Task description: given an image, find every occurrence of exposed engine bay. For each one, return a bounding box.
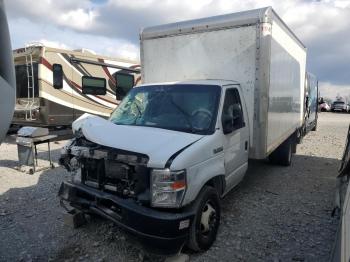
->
[59,135,150,204]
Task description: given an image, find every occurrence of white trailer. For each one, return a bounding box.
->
[141,6,307,159]
[59,7,308,254]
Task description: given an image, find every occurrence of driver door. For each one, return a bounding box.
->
[221,86,249,192]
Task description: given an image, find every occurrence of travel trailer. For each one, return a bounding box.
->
[0,0,15,143]
[12,45,140,127]
[59,7,309,254]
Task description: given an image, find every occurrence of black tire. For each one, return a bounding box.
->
[187,186,220,252]
[268,138,292,166]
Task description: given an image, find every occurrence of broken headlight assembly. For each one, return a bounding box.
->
[151,169,186,208]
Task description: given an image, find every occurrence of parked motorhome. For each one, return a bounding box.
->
[0,0,15,143]
[59,7,308,254]
[12,45,140,127]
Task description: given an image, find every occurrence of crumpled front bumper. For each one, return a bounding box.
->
[58,181,195,254]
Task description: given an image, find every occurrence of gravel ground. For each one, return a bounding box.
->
[0,112,349,262]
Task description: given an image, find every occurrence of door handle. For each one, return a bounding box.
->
[245,141,248,150]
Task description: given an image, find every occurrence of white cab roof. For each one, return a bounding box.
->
[137,79,240,87]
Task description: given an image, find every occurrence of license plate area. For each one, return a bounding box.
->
[97,198,122,220]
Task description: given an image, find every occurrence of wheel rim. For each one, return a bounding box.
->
[200,201,217,236]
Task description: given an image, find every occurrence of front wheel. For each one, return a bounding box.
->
[187,186,221,252]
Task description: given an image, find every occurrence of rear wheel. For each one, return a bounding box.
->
[187,186,220,252]
[269,138,293,166]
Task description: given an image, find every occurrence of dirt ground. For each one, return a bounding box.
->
[0,112,349,262]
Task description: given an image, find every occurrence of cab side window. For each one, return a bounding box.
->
[221,88,244,131]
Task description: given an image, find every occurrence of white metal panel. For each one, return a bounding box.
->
[267,20,306,152]
[72,114,203,169]
[142,26,257,142]
[141,7,266,40]
[0,0,15,143]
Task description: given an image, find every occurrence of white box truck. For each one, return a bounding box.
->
[59,7,307,254]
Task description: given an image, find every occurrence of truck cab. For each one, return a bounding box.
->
[59,80,250,253]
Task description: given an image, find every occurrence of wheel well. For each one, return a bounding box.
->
[204,175,226,196]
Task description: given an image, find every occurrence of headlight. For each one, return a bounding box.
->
[151,169,186,208]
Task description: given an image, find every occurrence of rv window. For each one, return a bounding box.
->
[53,64,63,89]
[114,72,134,100]
[15,63,39,98]
[82,76,106,95]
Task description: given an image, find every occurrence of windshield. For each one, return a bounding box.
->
[109,84,221,134]
[333,101,345,105]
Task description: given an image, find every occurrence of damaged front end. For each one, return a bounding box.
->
[58,134,194,254]
[59,135,151,204]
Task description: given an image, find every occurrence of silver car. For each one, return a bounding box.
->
[331,101,349,112]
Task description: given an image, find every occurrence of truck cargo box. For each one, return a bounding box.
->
[140,6,306,159]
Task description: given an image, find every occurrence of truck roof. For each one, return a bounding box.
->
[138,79,240,87]
[141,6,305,49]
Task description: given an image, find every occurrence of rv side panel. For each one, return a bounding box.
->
[12,45,140,127]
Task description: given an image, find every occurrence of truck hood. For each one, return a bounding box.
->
[72,114,204,168]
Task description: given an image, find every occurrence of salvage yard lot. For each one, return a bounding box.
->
[0,112,349,261]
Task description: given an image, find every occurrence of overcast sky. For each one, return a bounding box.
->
[4,0,350,100]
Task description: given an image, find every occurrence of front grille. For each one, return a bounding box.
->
[81,158,104,185]
[81,157,150,203]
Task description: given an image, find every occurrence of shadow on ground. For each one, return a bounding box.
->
[0,147,61,170]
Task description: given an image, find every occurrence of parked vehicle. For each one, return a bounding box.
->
[12,44,140,128]
[331,101,349,112]
[0,0,15,143]
[59,7,308,254]
[319,100,331,112]
[331,124,350,262]
[303,72,318,132]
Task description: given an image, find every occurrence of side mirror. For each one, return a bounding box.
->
[114,72,134,100]
[53,64,63,89]
[82,76,106,95]
[222,115,234,134]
